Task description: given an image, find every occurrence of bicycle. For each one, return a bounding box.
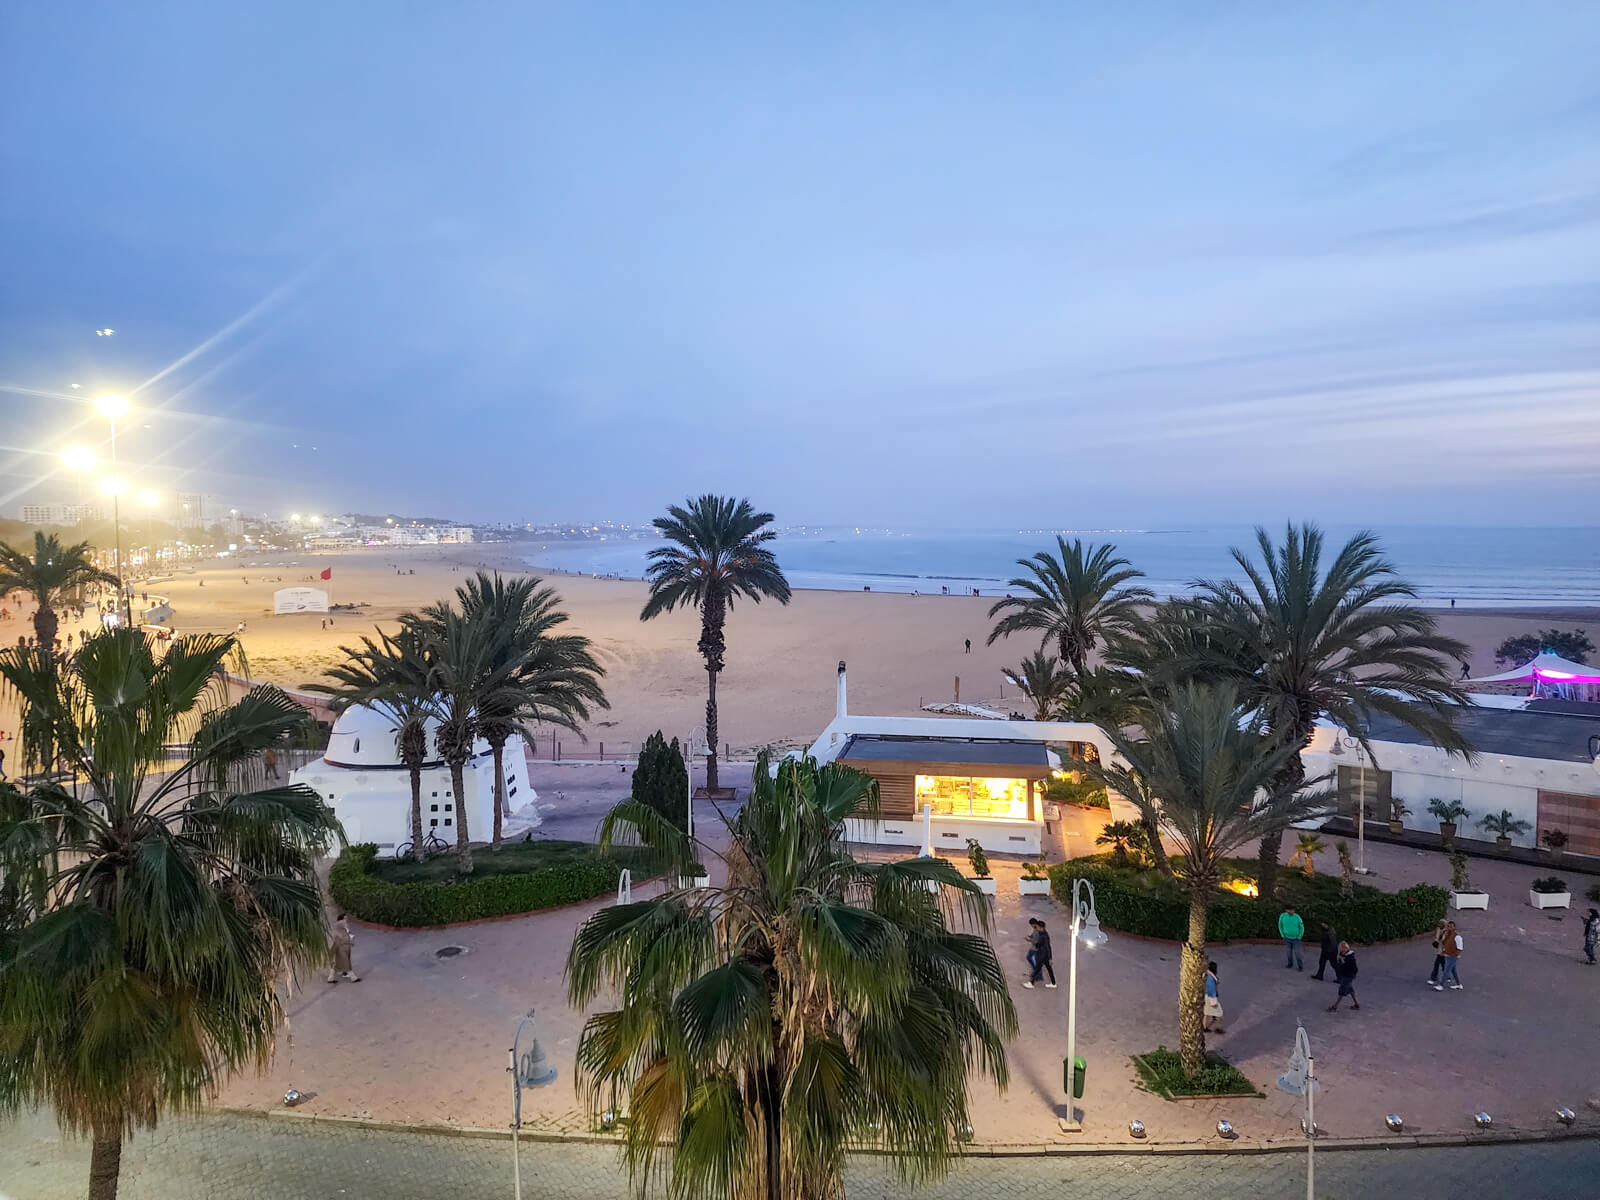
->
[393,831,449,861]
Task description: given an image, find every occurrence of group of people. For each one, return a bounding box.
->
[1278,905,1363,1012]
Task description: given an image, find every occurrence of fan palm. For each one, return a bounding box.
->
[1002,651,1073,720]
[568,751,1016,1200]
[447,572,608,848]
[986,537,1152,676]
[0,531,120,648]
[640,495,791,792]
[1095,819,1143,867]
[1286,832,1327,877]
[307,627,436,860]
[1082,682,1331,1075]
[1188,524,1472,900]
[0,627,340,1200]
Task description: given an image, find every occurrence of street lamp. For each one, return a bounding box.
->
[1060,877,1108,1134]
[508,1010,556,1200]
[140,491,161,567]
[1329,737,1375,874]
[61,446,97,519]
[95,394,133,626]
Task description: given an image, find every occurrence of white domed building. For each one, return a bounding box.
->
[291,703,539,854]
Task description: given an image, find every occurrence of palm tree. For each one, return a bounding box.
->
[569,751,1015,1200]
[1189,524,1472,901]
[0,627,340,1200]
[1083,683,1330,1076]
[1002,650,1073,720]
[0,531,119,648]
[308,627,436,860]
[640,495,791,792]
[1286,832,1326,877]
[448,572,608,848]
[986,537,1152,676]
[1095,819,1143,867]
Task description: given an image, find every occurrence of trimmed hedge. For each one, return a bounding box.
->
[329,843,637,927]
[1049,859,1447,945]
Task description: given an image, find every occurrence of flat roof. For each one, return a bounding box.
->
[838,735,1051,769]
[1364,705,1600,764]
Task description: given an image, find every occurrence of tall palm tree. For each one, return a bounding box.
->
[1083,683,1330,1076]
[640,495,791,792]
[0,627,340,1200]
[986,537,1152,676]
[568,751,1016,1200]
[448,572,608,848]
[308,627,436,860]
[0,531,119,648]
[1189,524,1471,900]
[1002,650,1073,720]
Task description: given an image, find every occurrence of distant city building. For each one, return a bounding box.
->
[19,503,102,525]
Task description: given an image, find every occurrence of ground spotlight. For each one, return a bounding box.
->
[1384,1114,1404,1133]
[1473,1112,1493,1129]
[600,1109,619,1131]
[1128,1119,1146,1139]
[1215,1119,1236,1139]
[283,1089,303,1107]
[955,1122,974,1143]
[1555,1108,1576,1126]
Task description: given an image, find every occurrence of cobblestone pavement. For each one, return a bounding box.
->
[3,1110,1597,1200]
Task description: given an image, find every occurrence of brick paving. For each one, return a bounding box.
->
[4,1108,1598,1199]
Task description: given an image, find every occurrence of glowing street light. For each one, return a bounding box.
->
[95,394,133,625]
[95,393,129,420]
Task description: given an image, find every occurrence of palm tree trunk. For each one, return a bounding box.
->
[1256,744,1309,902]
[1178,889,1209,1077]
[33,603,58,650]
[704,664,719,793]
[450,758,473,874]
[490,739,506,849]
[1141,815,1172,877]
[88,1124,122,1200]
[698,592,727,794]
[408,763,425,861]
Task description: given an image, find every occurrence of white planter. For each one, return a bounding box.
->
[677,874,711,890]
[971,877,998,895]
[1452,890,1489,910]
[1529,890,1571,909]
[1018,878,1052,897]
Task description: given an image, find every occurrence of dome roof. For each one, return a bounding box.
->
[323,702,490,769]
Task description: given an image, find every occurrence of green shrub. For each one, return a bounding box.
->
[1047,856,1447,944]
[1586,881,1600,904]
[1132,1047,1259,1098]
[1530,875,1569,894]
[633,731,689,830]
[1044,774,1109,808]
[329,843,640,928]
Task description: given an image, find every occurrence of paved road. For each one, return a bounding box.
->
[4,1111,1597,1200]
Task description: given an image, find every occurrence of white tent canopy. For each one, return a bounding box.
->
[1467,650,1600,686]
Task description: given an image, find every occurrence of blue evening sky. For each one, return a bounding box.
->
[2,2,1596,528]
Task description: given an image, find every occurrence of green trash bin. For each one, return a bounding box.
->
[1063,1055,1086,1100]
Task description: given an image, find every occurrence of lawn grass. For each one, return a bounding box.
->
[1132,1047,1261,1099]
[371,838,646,884]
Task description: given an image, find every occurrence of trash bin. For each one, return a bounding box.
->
[1064,1055,1086,1100]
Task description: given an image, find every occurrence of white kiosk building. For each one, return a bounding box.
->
[291,703,536,853]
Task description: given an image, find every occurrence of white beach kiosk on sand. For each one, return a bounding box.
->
[801,663,1122,856]
[290,703,539,853]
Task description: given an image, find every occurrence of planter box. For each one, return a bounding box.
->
[1495,837,1512,853]
[677,874,711,890]
[1388,821,1404,835]
[1018,878,1051,897]
[1452,890,1489,910]
[1530,890,1571,910]
[971,876,998,895]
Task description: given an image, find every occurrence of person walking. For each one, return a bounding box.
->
[1279,905,1305,970]
[326,913,360,983]
[1310,921,1339,980]
[964,638,971,654]
[1433,921,1464,991]
[1022,918,1057,988]
[263,746,280,781]
[1203,961,1225,1034]
[1582,909,1598,965]
[1426,917,1451,986]
[1327,942,1360,1011]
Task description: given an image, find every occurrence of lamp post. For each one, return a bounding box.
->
[95,394,133,627]
[1329,736,1375,875]
[60,445,97,520]
[508,1009,557,1200]
[139,491,161,570]
[1060,877,1108,1133]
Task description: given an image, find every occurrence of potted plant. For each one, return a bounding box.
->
[1541,829,1569,863]
[1018,857,1051,897]
[1449,850,1488,910]
[1529,876,1571,910]
[1586,881,1600,905]
[1478,809,1531,853]
[966,838,997,895]
[1388,798,1410,836]
[677,861,711,889]
[1428,798,1470,846]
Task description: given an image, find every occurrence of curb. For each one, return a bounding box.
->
[213,1107,1599,1157]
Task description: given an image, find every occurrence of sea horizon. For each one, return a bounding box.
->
[521,523,1600,610]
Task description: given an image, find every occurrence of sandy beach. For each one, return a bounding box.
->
[81,543,1599,758]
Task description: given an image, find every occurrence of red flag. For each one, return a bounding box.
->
[320,568,332,580]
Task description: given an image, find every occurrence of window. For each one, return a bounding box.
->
[353,738,361,754]
[443,818,452,826]
[430,804,438,812]
[429,818,438,827]
[444,803,452,813]
[915,775,1029,819]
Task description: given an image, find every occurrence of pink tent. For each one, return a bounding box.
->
[1466,651,1600,701]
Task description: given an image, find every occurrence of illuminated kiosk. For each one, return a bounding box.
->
[291,703,537,853]
[802,663,1122,856]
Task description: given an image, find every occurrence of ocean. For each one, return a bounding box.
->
[523,525,1600,609]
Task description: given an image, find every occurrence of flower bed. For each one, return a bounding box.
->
[329,842,650,928]
[1132,1047,1261,1099]
[1048,855,1447,944]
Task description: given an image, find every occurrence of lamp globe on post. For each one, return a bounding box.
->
[94,393,133,625]
[1060,877,1107,1134]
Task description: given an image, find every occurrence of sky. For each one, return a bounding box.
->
[2,2,1597,530]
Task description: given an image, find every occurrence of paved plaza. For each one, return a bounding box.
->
[3,1108,1598,1200]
